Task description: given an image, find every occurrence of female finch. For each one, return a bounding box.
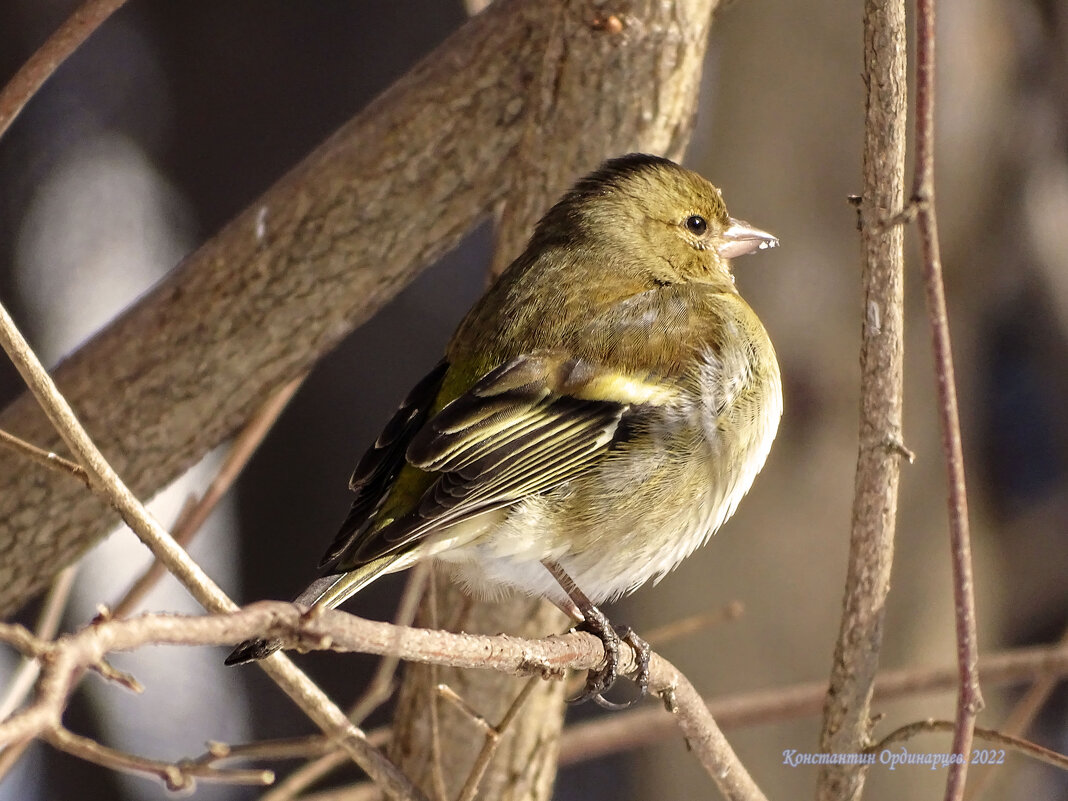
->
[227,154,782,707]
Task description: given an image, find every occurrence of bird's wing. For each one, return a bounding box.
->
[317,360,448,569]
[344,350,675,564]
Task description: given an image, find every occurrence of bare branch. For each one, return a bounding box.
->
[819,0,908,797]
[440,678,539,801]
[0,297,424,800]
[0,0,129,140]
[0,428,88,485]
[642,602,745,647]
[349,563,432,726]
[912,1,985,798]
[0,565,77,721]
[558,641,1068,766]
[966,623,1068,800]
[111,375,304,619]
[261,565,432,801]
[44,726,274,792]
[259,750,350,801]
[0,602,771,800]
[0,564,78,782]
[424,577,449,801]
[863,719,1068,773]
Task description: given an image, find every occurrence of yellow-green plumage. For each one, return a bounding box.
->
[226,153,781,665]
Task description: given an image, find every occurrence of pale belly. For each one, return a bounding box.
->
[433,344,782,609]
[435,421,772,606]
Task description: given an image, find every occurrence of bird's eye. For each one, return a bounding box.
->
[684,215,708,236]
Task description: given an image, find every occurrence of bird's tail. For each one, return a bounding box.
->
[224,553,406,666]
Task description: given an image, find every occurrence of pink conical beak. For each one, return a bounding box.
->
[717,218,779,259]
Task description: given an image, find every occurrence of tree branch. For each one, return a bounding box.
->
[560,641,1068,767]
[912,1,985,798]
[44,727,274,793]
[6,609,1066,796]
[0,429,89,485]
[0,603,768,799]
[0,294,425,799]
[863,720,1068,773]
[0,0,129,140]
[179,638,1068,782]
[818,0,908,797]
[965,623,1068,800]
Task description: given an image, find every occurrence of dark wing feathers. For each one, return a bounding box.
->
[347,352,629,562]
[414,401,621,513]
[318,361,448,569]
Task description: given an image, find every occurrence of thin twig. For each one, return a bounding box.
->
[0,0,129,141]
[349,562,432,725]
[201,735,332,766]
[0,742,28,786]
[451,677,540,801]
[0,428,89,485]
[260,565,431,801]
[912,1,984,799]
[965,623,1068,801]
[0,299,425,801]
[426,574,449,801]
[259,750,350,801]
[112,374,304,619]
[863,719,1068,772]
[45,726,274,791]
[0,565,77,720]
[189,730,385,775]
[557,641,1068,767]
[0,564,78,781]
[0,623,48,660]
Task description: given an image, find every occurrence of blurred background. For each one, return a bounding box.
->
[0,1,1065,799]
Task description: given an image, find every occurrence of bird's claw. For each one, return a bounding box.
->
[568,611,650,709]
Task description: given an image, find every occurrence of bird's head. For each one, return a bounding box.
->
[533,153,778,288]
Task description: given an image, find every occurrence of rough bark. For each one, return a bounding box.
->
[817,0,907,798]
[0,0,710,615]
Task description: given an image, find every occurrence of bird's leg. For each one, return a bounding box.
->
[613,624,651,701]
[542,560,650,709]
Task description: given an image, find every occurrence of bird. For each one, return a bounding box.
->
[226,153,782,708]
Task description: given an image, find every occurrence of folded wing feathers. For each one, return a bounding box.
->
[349,361,449,491]
[319,361,448,569]
[356,353,631,557]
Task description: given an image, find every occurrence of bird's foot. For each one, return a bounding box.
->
[568,608,650,710]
